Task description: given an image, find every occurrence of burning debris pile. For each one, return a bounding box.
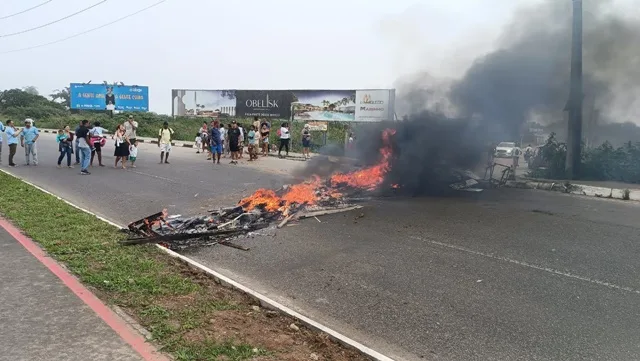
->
[123,126,490,250]
[123,130,398,250]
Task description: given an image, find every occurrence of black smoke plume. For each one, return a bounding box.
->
[302,0,640,194]
[397,0,640,139]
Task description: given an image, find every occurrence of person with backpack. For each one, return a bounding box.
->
[158,121,174,164]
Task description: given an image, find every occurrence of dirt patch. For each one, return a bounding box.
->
[128,251,370,361]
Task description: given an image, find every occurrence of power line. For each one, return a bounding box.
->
[0,0,107,38]
[1,0,166,54]
[0,0,53,20]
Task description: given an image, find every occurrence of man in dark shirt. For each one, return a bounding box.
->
[209,120,222,164]
[228,121,241,164]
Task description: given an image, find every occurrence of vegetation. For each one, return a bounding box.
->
[528,133,640,183]
[0,171,367,361]
[0,88,351,153]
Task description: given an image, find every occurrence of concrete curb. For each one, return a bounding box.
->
[0,168,396,361]
[505,179,640,202]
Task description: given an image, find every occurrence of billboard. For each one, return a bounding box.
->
[172,89,395,122]
[354,89,395,122]
[235,90,295,118]
[70,83,149,112]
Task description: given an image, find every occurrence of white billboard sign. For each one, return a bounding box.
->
[354,89,396,122]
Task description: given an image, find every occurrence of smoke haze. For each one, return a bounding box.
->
[390,0,640,136]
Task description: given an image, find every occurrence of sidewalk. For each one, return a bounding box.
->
[0,222,163,361]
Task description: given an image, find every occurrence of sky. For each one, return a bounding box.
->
[1,0,544,115]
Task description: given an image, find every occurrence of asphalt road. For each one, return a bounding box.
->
[5,133,640,361]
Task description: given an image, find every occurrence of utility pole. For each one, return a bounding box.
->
[565,0,583,179]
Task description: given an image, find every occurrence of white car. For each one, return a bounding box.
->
[495,142,517,158]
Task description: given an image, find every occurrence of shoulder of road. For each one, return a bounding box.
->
[506,177,640,201]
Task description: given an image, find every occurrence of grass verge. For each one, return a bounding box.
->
[0,171,369,361]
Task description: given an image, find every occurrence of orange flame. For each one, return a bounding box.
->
[239,189,282,212]
[239,129,396,214]
[330,129,396,190]
[281,176,322,208]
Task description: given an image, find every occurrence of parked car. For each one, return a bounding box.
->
[494,142,516,158]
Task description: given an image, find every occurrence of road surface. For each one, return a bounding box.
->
[4,133,640,361]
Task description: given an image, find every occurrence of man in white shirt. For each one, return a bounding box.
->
[218,124,227,156]
[124,115,138,145]
[238,125,245,159]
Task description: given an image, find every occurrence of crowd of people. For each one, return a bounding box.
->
[195,117,314,164]
[0,115,317,173]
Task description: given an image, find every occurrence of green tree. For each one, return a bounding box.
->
[50,87,71,108]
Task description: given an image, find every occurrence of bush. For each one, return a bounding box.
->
[528,133,640,183]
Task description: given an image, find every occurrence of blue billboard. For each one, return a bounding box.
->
[70,83,149,112]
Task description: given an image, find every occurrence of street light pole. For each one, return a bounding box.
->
[565,0,583,179]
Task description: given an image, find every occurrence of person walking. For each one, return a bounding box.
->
[209,120,222,165]
[158,121,174,164]
[301,124,312,160]
[4,120,21,167]
[278,122,290,158]
[124,115,138,145]
[75,120,92,175]
[113,124,130,169]
[0,120,5,165]
[90,121,107,167]
[20,118,39,166]
[56,126,74,168]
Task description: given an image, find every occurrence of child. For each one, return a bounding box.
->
[195,133,202,154]
[129,140,139,168]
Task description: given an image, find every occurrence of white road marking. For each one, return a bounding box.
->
[410,235,640,295]
[0,167,397,361]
